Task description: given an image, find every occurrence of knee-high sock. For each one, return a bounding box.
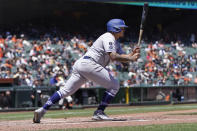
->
[97,91,114,111]
[43,92,61,110]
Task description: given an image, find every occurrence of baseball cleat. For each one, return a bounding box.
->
[92,110,112,121]
[33,107,46,123]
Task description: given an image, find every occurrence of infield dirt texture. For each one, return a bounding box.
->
[1,105,197,130]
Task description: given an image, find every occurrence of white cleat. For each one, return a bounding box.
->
[33,107,46,123]
[92,110,112,121]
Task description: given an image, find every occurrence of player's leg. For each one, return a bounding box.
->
[91,70,119,120]
[42,74,86,110]
[77,61,119,120]
[33,69,86,123]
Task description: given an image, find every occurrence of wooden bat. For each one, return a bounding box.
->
[137,2,149,46]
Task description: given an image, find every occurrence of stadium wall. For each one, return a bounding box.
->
[0,85,197,111]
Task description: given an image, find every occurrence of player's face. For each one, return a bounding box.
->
[119,27,125,38]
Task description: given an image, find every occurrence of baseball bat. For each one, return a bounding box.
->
[137,2,149,46]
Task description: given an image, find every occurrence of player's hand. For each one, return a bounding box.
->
[129,52,140,61]
[133,46,140,53]
[129,46,140,56]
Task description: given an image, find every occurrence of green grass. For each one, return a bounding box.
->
[1,104,197,121]
[48,123,197,131]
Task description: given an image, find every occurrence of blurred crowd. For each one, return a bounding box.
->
[120,40,197,87]
[0,26,196,109]
[0,25,196,89]
[0,31,90,87]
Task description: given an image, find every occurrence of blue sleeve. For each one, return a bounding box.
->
[116,43,125,54]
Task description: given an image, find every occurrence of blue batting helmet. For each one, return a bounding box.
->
[107,19,128,33]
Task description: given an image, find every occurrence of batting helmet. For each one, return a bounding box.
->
[107,19,128,33]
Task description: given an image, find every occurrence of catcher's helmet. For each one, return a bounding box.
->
[107,19,128,33]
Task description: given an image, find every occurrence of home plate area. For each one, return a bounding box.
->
[3,110,197,131]
[55,117,151,123]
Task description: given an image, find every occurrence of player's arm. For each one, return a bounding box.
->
[109,51,140,62]
[104,39,140,62]
[109,47,140,62]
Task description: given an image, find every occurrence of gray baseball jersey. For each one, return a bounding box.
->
[84,32,123,67]
[57,32,123,98]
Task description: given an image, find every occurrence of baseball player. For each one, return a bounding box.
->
[33,19,140,123]
[55,75,73,109]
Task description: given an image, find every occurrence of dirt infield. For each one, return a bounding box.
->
[1,109,197,131]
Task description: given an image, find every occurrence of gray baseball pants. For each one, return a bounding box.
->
[57,58,120,98]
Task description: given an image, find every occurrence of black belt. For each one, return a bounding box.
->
[83,56,92,59]
[83,56,96,62]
